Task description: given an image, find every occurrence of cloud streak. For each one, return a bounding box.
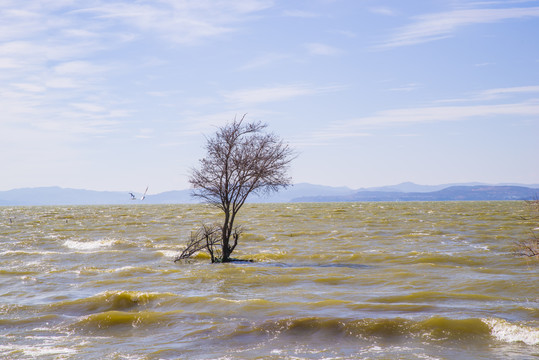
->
[0,0,275,144]
[223,84,342,105]
[378,6,539,49]
[305,42,343,56]
[308,86,539,143]
[80,0,274,44]
[349,101,539,127]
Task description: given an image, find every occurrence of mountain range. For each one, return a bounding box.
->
[0,182,538,206]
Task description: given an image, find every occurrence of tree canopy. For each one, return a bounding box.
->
[176,115,295,263]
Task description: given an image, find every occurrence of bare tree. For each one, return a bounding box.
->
[176,115,295,263]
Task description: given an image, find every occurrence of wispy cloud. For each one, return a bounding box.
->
[348,101,539,127]
[223,84,342,105]
[283,9,319,18]
[480,85,539,98]
[305,42,343,56]
[0,0,275,145]
[377,6,539,49]
[81,0,274,44]
[306,87,539,143]
[239,53,291,70]
[387,83,421,92]
[330,29,357,38]
[293,129,372,147]
[436,85,539,103]
[369,7,396,16]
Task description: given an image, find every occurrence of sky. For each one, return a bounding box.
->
[1,0,538,193]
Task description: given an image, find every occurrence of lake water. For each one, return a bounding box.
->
[0,202,537,359]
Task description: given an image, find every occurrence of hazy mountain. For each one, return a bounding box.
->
[293,185,539,202]
[249,183,355,203]
[144,183,354,204]
[145,190,195,204]
[0,183,537,206]
[360,181,485,193]
[358,181,539,193]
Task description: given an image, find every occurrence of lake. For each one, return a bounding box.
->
[0,202,537,359]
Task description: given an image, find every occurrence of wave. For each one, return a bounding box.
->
[0,314,59,327]
[0,250,61,256]
[369,291,508,304]
[63,238,117,250]
[484,318,539,345]
[227,316,539,345]
[0,342,77,358]
[73,310,172,330]
[404,252,486,266]
[48,291,175,315]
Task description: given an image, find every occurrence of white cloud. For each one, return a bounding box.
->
[135,128,154,139]
[436,85,539,103]
[306,89,539,143]
[239,53,291,70]
[349,101,539,127]
[331,30,357,38]
[54,61,108,75]
[378,6,539,49]
[388,83,421,92]
[11,83,46,93]
[0,0,280,169]
[0,58,19,69]
[480,85,539,98]
[305,42,342,56]
[369,7,396,16]
[71,103,108,113]
[223,84,341,105]
[293,130,372,147]
[283,10,319,18]
[80,0,274,44]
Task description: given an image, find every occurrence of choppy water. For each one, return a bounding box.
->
[0,202,537,359]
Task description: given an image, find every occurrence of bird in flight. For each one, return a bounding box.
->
[129,186,148,201]
[141,186,148,200]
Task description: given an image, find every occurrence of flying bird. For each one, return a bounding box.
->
[141,186,148,201]
[129,186,148,201]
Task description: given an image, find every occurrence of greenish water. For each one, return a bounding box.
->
[0,202,537,359]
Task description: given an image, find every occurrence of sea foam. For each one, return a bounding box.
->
[484,318,539,345]
[63,239,116,250]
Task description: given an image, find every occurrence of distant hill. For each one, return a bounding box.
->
[0,187,198,206]
[0,183,357,206]
[249,183,355,203]
[358,181,486,193]
[0,183,537,206]
[293,185,539,202]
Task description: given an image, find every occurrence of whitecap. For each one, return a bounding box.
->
[157,250,179,258]
[484,318,539,345]
[113,265,137,272]
[470,244,490,251]
[63,239,116,250]
[0,343,77,358]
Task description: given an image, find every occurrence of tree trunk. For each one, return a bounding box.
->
[221,209,232,262]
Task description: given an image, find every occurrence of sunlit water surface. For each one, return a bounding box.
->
[0,202,537,359]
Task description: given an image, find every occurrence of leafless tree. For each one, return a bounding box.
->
[176,115,295,263]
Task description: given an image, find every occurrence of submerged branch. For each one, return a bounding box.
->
[174,224,221,263]
[515,199,539,259]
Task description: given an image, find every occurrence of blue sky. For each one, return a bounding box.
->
[1,0,538,193]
